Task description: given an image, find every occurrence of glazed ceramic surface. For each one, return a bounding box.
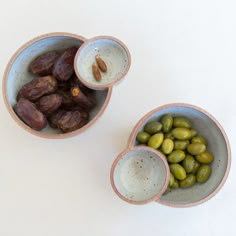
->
[74,36,131,89]
[3,33,112,138]
[128,103,231,207]
[111,146,169,205]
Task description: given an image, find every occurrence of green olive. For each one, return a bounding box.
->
[164,132,175,140]
[161,114,173,133]
[169,173,175,187]
[171,179,179,189]
[187,143,206,155]
[196,165,211,183]
[161,139,174,154]
[147,133,164,149]
[172,128,192,140]
[182,155,195,173]
[196,151,214,164]
[144,121,162,135]
[180,174,196,188]
[191,161,201,174]
[191,136,207,145]
[190,129,197,138]
[174,140,189,150]
[136,131,151,144]
[173,116,192,128]
[167,150,185,163]
[170,164,187,180]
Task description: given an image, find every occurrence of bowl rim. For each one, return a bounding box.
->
[127,102,231,207]
[74,35,131,90]
[110,145,170,205]
[2,32,113,139]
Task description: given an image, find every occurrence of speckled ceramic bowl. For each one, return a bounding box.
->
[127,103,231,207]
[2,33,112,138]
[110,146,170,205]
[74,36,131,90]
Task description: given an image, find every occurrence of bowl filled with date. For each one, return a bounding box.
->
[2,32,118,138]
[111,103,231,207]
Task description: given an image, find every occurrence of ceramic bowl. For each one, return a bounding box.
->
[74,36,131,90]
[110,146,170,205]
[128,103,231,207]
[2,32,112,138]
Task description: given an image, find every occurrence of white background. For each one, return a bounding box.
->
[0,0,235,235]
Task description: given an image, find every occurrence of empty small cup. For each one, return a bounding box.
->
[110,146,170,205]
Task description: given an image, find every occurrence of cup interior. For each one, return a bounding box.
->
[111,146,169,204]
[3,34,112,138]
[129,104,230,207]
[75,36,131,89]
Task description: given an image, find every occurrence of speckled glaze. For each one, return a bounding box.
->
[128,103,231,207]
[74,36,131,90]
[110,146,170,205]
[2,33,112,139]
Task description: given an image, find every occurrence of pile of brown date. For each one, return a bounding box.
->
[14,47,96,133]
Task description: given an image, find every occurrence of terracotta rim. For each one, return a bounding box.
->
[110,146,170,205]
[128,103,231,207]
[74,35,131,90]
[2,32,113,139]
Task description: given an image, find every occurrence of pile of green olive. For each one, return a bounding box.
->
[136,115,213,192]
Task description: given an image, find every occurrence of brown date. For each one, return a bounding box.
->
[69,74,94,95]
[15,46,98,134]
[30,51,59,76]
[57,81,71,91]
[53,47,78,81]
[65,105,88,112]
[48,110,67,129]
[49,109,89,133]
[57,90,75,108]
[36,94,62,115]
[14,98,47,130]
[71,86,96,111]
[17,76,57,101]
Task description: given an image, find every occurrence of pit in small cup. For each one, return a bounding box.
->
[74,36,131,90]
[110,146,169,205]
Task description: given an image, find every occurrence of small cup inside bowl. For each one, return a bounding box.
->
[3,33,112,138]
[110,146,169,205]
[74,36,131,90]
[128,103,231,207]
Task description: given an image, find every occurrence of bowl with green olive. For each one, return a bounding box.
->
[126,103,231,207]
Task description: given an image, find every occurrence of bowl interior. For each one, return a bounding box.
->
[75,37,130,89]
[112,147,169,203]
[130,105,230,206]
[5,35,110,136]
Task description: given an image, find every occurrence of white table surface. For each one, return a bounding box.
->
[0,0,235,235]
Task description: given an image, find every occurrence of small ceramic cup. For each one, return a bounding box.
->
[110,146,170,205]
[74,36,131,90]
